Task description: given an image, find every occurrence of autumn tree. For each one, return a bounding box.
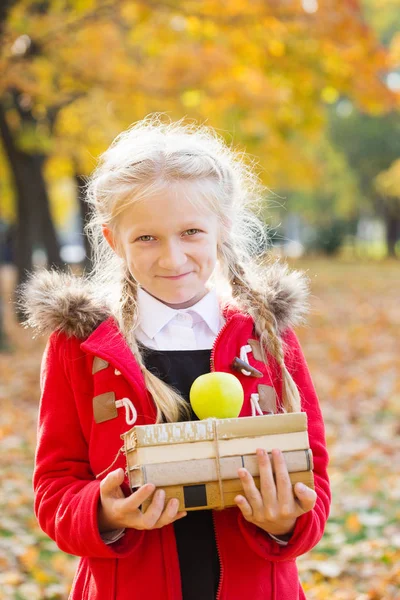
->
[325,1,400,256]
[0,0,396,287]
[328,110,400,255]
[0,0,15,349]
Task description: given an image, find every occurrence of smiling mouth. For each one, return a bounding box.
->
[159,272,192,280]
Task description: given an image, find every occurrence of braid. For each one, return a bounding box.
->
[224,247,301,413]
[118,268,140,334]
[118,270,192,423]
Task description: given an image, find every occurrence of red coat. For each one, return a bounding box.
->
[34,307,330,600]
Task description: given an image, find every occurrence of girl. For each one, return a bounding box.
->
[22,116,331,600]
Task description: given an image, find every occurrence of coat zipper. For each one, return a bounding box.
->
[210,313,237,372]
[212,511,224,600]
[209,317,235,600]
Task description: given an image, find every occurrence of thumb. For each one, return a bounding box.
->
[100,468,125,495]
[294,483,317,512]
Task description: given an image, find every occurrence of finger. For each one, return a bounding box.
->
[293,483,317,515]
[234,494,253,520]
[156,498,179,527]
[141,489,166,528]
[126,483,156,511]
[238,468,264,521]
[271,449,294,512]
[155,498,187,528]
[257,449,277,503]
[100,468,125,498]
[174,511,188,520]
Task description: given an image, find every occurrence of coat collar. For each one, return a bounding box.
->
[79,317,149,407]
[79,310,249,405]
[80,307,246,362]
[20,261,309,339]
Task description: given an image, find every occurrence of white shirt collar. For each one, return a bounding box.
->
[137,287,222,340]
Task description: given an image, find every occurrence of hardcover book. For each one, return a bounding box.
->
[121,412,314,511]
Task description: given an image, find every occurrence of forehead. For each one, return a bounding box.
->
[119,183,216,234]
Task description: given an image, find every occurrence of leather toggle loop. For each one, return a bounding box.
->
[231,357,263,378]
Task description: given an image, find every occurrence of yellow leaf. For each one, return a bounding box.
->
[345,513,362,534]
[181,90,203,108]
[19,546,39,571]
[268,40,285,57]
[31,567,53,584]
[321,87,339,104]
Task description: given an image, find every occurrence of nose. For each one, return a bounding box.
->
[158,240,188,272]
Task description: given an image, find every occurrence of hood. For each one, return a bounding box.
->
[19,262,309,339]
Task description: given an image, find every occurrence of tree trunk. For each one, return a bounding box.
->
[385,214,399,258]
[0,104,35,284]
[0,273,11,352]
[381,200,400,258]
[75,173,92,272]
[0,100,64,289]
[0,227,10,352]
[34,154,64,269]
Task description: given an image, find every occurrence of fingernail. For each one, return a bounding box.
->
[297,483,306,493]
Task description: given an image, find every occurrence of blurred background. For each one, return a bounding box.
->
[0,1,399,598]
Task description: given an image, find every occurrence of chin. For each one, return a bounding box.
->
[167,292,194,304]
[163,289,202,307]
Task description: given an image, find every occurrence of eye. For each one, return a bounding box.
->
[136,235,155,242]
[183,228,201,236]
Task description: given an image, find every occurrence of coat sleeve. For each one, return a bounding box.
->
[237,327,331,561]
[33,331,144,558]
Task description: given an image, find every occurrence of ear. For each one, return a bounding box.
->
[102,225,120,256]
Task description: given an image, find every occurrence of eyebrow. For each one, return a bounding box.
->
[128,222,207,236]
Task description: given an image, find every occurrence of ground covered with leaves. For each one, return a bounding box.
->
[0,259,399,599]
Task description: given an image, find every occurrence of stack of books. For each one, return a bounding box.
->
[121,412,314,512]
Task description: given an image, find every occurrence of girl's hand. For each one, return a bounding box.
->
[234,448,317,537]
[97,468,187,532]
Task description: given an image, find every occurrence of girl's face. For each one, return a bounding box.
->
[104,184,219,309]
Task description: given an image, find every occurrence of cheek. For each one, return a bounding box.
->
[196,242,218,268]
[126,249,152,275]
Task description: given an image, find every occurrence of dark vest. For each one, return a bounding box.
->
[142,346,220,600]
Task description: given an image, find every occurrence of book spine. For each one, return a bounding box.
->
[130,449,313,487]
[129,430,309,466]
[126,412,307,450]
[141,471,315,512]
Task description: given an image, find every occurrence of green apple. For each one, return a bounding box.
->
[189,372,244,420]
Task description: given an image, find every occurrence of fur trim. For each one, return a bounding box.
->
[19,270,111,339]
[19,262,309,339]
[261,261,309,333]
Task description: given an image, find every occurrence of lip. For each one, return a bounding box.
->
[158,272,192,280]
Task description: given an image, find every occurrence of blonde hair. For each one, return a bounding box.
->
[85,114,301,422]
